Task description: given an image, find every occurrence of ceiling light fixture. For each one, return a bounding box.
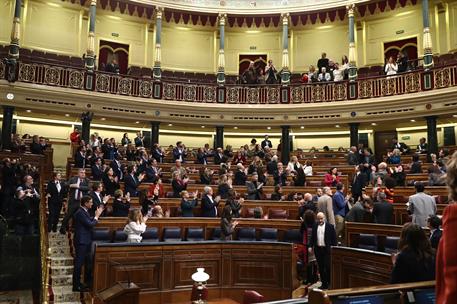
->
[410,119,416,122]
[168,123,173,126]
[371,122,377,126]
[65,114,70,117]
[335,124,340,128]
[26,109,31,113]
[6,93,14,100]
[100,117,106,121]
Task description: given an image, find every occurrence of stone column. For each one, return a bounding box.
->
[217,14,226,85]
[6,0,22,82]
[280,13,290,85]
[349,123,359,148]
[1,106,14,150]
[214,126,224,149]
[281,125,290,165]
[422,0,434,69]
[85,0,97,71]
[347,3,358,81]
[426,116,438,157]
[81,112,93,143]
[153,7,163,80]
[150,121,160,149]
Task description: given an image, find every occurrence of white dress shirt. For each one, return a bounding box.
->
[317,223,326,247]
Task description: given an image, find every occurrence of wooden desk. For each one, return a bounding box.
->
[171,298,239,304]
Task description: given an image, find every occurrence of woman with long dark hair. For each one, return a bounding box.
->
[390,222,435,284]
[220,205,239,240]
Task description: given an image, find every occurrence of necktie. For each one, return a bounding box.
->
[77,179,82,200]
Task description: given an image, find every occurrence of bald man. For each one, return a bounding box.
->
[309,212,337,290]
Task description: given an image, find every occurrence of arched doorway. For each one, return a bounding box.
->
[98,40,129,74]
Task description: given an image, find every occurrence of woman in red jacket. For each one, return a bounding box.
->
[436,152,457,304]
[324,167,341,187]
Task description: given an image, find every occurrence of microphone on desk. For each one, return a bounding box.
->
[109,259,132,288]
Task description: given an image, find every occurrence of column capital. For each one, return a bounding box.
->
[346,3,355,17]
[150,121,161,126]
[155,7,164,19]
[218,13,227,26]
[90,0,97,6]
[348,122,360,127]
[425,115,438,121]
[281,13,290,25]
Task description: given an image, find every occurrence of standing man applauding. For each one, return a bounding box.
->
[72,196,103,292]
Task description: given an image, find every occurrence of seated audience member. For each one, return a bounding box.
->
[317,52,329,73]
[265,59,278,84]
[123,209,148,243]
[124,165,145,197]
[436,152,457,303]
[112,189,131,217]
[234,163,247,186]
[303,160,313,176]
[318,67,331,82]
[345,196,373,223]
[150,205,169,218]
[266,155,278,175]
[214,147,226,165]
[387,149,401,164]
[324,167,341,187]
[224,145,234,159]
[417,137,428,154]
[225,189,243,218]
[347,146,359,165]
[332,63,343,82]
[391,138,410,154]
[102,167,120,196]
[148,179,165,198]
[428,160,446,186]
[220,205,239,240]
[270,185,283,201]
[170,160,187,178]
[390,223,435,284]
[134,131,144,147]
[309,212,337,290]
[372,192,394,224]
[14,189,35,235]
[410,154,423,174]
[273,162,288,186]
[180,190,198,217]
[173,141,187,162]
[201,186,221,217]
[233,149,247,165]
[407,182,437,227]
[391,165,406,186]
[293,166,306,187]
[217,174,232,199]
[298,193,317,218]
[385,56,398,76]
[242,61,258,85]
[383,176,396,203]
[246,173,264,200]
[199,167,213,185]
[172,171,188,198]
[428,215,442,250]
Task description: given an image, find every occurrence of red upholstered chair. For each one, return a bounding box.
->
[243,290,265,304]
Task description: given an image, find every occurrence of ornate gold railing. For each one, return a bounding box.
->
[40,184,51,303]
[14,62,457,104]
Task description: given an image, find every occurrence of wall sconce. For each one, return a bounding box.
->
[191,268,210,304]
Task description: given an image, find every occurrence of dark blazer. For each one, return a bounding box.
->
[347,152,359,165]
[273,171,287,186]
[124,174,141,197]
[201,195,219,217]
[180,199,197,217]
[112,199,130,217]
[214,153,224,165]
[73,207,98,245]
[217,183,231,199]
[410,162,422,174]
[102,174,120,196]
[173,148,187,162]
[372,201,394,224]
[68,177,90,204]
[134,136,143,147]
[351,172,367,196]
[390,248,435,284]
[110,160,124,180]
[246,181,263,200]
[430,229,442,249]
[89,191,104,216]
[199,174,212,185]
[234,170,247,186]
[74,152,86,168]
[267,161,278,175]
[152,148,165,163]
[14,197,34,225]
[226,199,242,218]
[144,166,159,183]
[309,222,337,251]
[196,152,208,165]
[30,142,44,154]
[46,180,68,205]
[91,164,103,181]
[261,139,272,149]
[172,179,187,198]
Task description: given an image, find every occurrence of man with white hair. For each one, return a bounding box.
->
[317,187,335,226]
[234,163,247,186]
[201,186,221,217]
[267,155,278,175]
[309,212,337,290]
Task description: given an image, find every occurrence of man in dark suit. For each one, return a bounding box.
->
[347,146,359,165]
[309,212,337,289]
[46,172,68,232]
[134,131,144,147]
[201,186,220,217]
[151,143,165,163]
[173,141,187,163]
[246,173,264,200]
[428,215,442,249]
[110,155,124,181]
[74,146,87,169]
[72,196,103,292]
[266,155,278,175]
[391,138,410,154]
[89,182,110,217]
[214,147,225,165]
[60,169,90,234]
[372,192,394,224]
[261,135,272,150]
[351,164,367,202]
[124,165,145,197]
[91,157,103,181]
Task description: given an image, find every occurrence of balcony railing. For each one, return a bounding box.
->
[13,61,457,104]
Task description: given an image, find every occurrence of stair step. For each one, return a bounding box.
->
[51,265,73,276]
[49,246,71,256]
[51,257,73,267]
[51,286,83,302]
[51,274,73,287]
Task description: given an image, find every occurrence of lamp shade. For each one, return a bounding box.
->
[191,268,210,283]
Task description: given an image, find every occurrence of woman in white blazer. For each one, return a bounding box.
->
[123,209,148,243]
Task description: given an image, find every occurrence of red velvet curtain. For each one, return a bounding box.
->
[98,40,130,74]
[383,37,418,62]
[238,54,268,75]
